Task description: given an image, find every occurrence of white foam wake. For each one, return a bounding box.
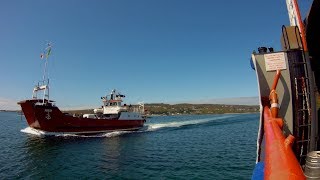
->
[98,131,132,138]
[146,115,236,131]
[20,127,132,138]
[21,127,51,136]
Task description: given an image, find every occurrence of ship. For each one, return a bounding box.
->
[251,0,320,179]
[18,45,146,134]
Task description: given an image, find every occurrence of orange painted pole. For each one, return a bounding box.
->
[263,106,306,180]
[270,70,281,118]
[292,0,308,51]
[271,70,281,91]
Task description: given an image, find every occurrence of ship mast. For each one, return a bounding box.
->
[32,43,52,104]
[42,43,51,83]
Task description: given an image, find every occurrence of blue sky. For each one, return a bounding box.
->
[0,0,312,109]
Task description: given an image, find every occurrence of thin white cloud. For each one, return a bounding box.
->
[0,97,20,110]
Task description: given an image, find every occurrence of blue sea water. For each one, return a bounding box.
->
[0,112,259,179]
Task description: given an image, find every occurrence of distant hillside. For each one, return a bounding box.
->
[144,103,259,115]
[0,110,20,112]
[181,97,259,106]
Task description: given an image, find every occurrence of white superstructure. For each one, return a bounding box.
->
[90,89,144,120]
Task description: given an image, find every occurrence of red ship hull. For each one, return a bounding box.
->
[18,99,146,134]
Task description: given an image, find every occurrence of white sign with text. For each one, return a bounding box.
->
[264,52,287,71]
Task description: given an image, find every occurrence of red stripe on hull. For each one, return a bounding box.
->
[18,100,145,133]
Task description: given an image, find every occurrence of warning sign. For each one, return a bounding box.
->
[264,52,287,71]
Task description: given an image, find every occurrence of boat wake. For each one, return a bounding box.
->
[145,115,237,131]
[20,115,237,138]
